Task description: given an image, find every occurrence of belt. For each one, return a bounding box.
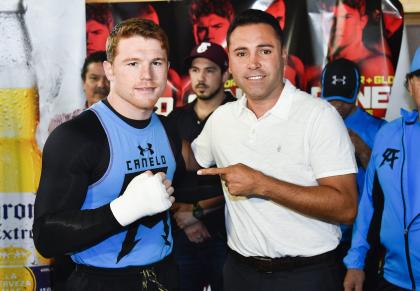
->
[229,248,337,273]
[75,255,172,276]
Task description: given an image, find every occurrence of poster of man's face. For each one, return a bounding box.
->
[85,0,403,118]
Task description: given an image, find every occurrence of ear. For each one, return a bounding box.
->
[360,14,368,29]
[281,47,288,62]
[222,69,229,83]
[407,78,414,97]
[103,61,114,82]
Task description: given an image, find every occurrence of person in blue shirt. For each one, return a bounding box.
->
[321,58,386,284]
[33,19,183,291]
[343,47,420,291]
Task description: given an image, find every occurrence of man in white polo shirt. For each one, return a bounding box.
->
[192,9,358,291]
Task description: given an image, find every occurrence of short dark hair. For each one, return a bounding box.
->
[86,4,113,29]
[227,9,284,48]
[405,69,420,89]
[81,51,107,81]
[190,0,234,24]
[342,0,366,15]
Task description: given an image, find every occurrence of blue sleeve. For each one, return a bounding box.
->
[343,156,376,269]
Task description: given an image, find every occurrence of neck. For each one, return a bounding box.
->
[194,89,225,121]
[107,93,152,120]
[332,42,369,61]
[346,105,358,118]
[247,81,284,119]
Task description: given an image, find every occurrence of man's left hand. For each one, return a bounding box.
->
[172,202,198,229]
[197,163,263,196]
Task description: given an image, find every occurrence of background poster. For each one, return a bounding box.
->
[0,0,405,289]
[86,0,403,118]
[0,0,84,289]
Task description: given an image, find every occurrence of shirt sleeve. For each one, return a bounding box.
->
[33,113,122,258]
[309,105,358,179]
[344,157,376,269]
[191,114,216,168]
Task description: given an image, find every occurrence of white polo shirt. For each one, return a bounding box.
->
[191,81,357,258]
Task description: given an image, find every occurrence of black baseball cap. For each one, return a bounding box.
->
[185,42,228,72]
[321,58,360,103]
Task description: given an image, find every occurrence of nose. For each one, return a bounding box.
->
[207,28,216,41]
[198,27,209,42]
[98,76,109,88]
[140,63,152,81]
[197,70,205,82]
[247,53,261,70]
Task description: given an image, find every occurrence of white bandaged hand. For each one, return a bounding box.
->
[110,171,174,226]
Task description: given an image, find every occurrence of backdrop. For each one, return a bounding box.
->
[0,0,406,289]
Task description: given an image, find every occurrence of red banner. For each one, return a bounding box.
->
[86,0,403,118]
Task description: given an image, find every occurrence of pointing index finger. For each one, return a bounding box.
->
[197,167,228,176]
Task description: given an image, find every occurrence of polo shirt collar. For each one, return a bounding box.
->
[235,80,294,120]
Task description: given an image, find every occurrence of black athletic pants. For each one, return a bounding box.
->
[66,255,179,291]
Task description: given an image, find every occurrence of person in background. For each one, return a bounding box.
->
[321,58,385,283]
[306,0,395,114]
[48,51,109,134]
[327,0,393,77]
[189,0,234,47]
[168,42,234,291]
[343,47,420,291]
[265,0,306,89]
[180,0,235,106]
[33,19,183,291]
[192,9,358,291]
[86,4,113,56]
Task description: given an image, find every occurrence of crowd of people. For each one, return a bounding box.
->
[32,3,419,291]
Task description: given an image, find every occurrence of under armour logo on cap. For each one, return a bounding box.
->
[321,58,360,104]
[197,42,212,53]
[332,75,346,85]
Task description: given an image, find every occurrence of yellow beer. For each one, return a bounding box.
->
[0,87,41,192]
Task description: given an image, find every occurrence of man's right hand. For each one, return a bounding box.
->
[343,269,365,291]
[110,171,175,226]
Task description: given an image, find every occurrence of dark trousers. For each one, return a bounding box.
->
[172,230,227,291]
[52,255,75,291]
[224,251,342,291]
[375,277,411,291]
[66,255,179,291]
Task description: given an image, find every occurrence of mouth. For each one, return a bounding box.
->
[195,85,208,90]
[94,88,109,96]
[135,87,156,94]
[246,75,265,81]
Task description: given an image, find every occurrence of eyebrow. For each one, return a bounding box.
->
[190,65,218,70]
[122,57,167,62]
[233,44,274,52]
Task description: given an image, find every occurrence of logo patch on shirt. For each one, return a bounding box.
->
[126,143,167,171]
[379,148,400,169]
[138,143,154,156]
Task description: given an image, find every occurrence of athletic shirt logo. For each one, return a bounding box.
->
[380,148,400,169]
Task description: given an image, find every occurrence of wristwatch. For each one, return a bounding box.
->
[192,202,204,219]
